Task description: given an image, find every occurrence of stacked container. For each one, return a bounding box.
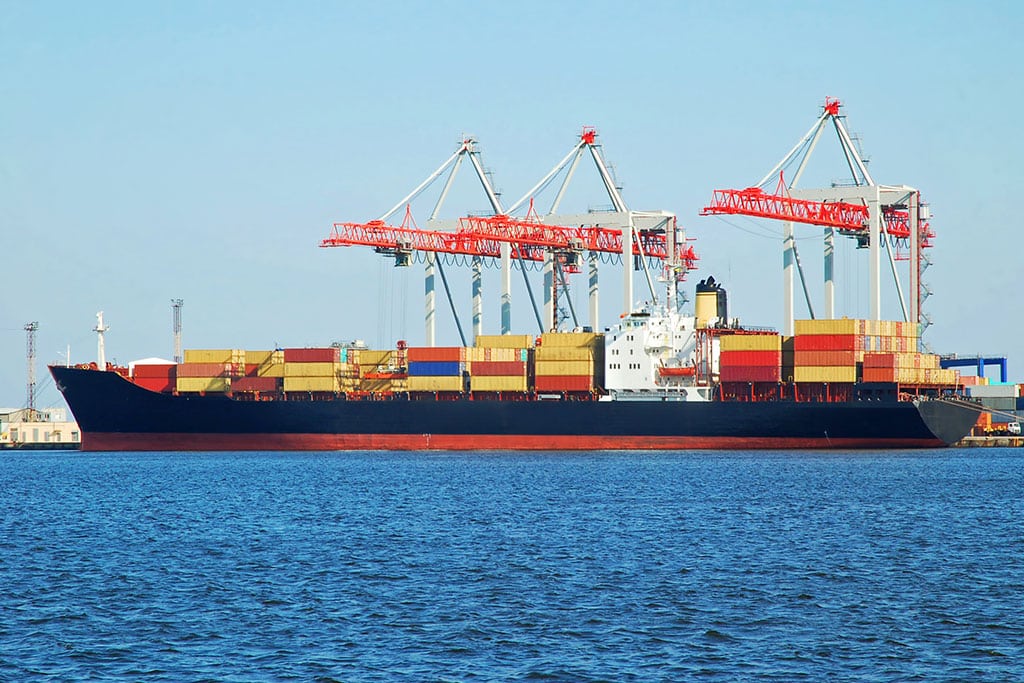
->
[356,349,406,393]
[283,347,341,393]
[967,384,1020,426]
[718,333,781,383]
[791,320,863,383]
[468,345,530,392]
[861,352,957,385]
[176,361,232,393]
[133,362,176,393]
[245,350,285,378]
[407,346,466,392]
[534,332,603,392]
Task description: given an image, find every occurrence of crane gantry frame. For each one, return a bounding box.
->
[321,128,697,344]
[701,98,934,339]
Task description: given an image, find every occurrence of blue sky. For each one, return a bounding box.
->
[2,0,1022,409]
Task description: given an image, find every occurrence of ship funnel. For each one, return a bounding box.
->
[695,276,727,328]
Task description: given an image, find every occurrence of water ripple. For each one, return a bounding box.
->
[1,449,1023,680]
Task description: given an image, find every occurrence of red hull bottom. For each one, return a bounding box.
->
[82,432,947,452]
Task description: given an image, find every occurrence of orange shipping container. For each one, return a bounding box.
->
[406,346,466,362]
[793,350,858,367]
[792,334,864,352]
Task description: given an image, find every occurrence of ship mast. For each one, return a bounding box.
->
[94,311,109,369]
[172,299,184,363]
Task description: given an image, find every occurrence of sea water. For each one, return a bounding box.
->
[1,449,1022,681]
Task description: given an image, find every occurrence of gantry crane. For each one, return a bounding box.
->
[701,98,933,339]
[321,128,697,343]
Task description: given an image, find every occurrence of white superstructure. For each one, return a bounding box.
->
[602,303,728,400]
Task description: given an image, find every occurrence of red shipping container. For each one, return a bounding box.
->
[719,366,782,383]
[535,375,593,392]
[406,346,466,362]
[793,334,863,352]
[231,376,282,392]
[283,347,340,363]
[719,350,781,367]
[134,377,175,393]
[862,367,897,383]
[863,353,897,369]
[793,350,857,366]
[176,362,230,377]
[134,363,176,379]
[469,361,527,376]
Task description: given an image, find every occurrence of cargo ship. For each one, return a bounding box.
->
[50,282,979,451]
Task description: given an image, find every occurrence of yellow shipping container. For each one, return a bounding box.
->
[177,377,231,393]
[719,334,782,352]
[257,362,285,378]
[470,375,529,392]
[245,350,274,365]
[534,359,595,376]
[896,367,922,384]
[792,365,858,383]
[539,332,602,348]
[534,347,594,362]
[283,362,339,377]
[356,378,408,393]
[284,376,340,392]
[794,319,863,336]
[184,349,242,364]
[475,334,534,349]
[358,350,393,366]
[467,347,523,362]
[408,376,464,392]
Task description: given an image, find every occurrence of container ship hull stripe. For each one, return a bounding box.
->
[52,366,978,452]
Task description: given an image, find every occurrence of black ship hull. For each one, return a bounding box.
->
[51,366,978,451]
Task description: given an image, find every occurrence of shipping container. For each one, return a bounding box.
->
[283,376,340,393]
[283,362,339,377]
[535,375,594,392]
[793,350,858,367]
[534,346,594,362]
[406,346,467,362]
[257,362,285,378]
[792,366,858,383]
[475,334,534,349]
[407,361,464,376]
[470,375,529,392]
[719,350,782,367]
[719,366,782,383]
[231,376,282,392]
[133,363,176,379]
[534,359,595,376]
[177,377,231,393]
[283,347,340,363]
[357,350,393,366]
[176,362,231,378]
[407,375,464,392]
[538,332,602,348]
[356,378,408,393]
[184,349,242,364]
[967,384,1020,399]
[466,347,526,363]
[468,360,528,377]
[794,319,863,336]
[862,367,897,383]
[244,350,275,365]
[719,334,782,352]
[792,334,864,352]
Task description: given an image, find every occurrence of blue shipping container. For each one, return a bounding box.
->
[407,361,464,376]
